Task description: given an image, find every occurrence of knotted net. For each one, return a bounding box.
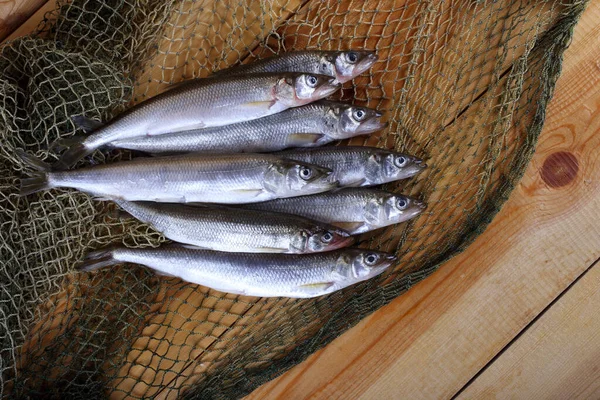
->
[0,0,587,398]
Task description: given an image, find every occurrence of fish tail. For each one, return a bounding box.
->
[16,149,51,171]
[20,173,50,196]
[53,142,92,170]
[49,135,87,152]
[78,249,117,272]
[17,149,52,196]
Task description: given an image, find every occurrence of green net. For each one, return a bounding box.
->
[0,0,587,398]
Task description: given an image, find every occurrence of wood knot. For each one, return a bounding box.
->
[541,151,578,188]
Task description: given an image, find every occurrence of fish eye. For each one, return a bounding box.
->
[394,156,408,168]
[353,108,366,121]
[299,166,314,180]
[306,75,319,88]
[346,51,359,63]
[321,232,334,243]
[364,253,379,266]
[396,198,409,210]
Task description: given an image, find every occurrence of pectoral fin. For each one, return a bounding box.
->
[241,100,276,112]
[232,189,263,197]
[287,133,324,146]
[331,221,365,233]
[343,179,366,188]
[256,247,288,253]
[296,282,335,296]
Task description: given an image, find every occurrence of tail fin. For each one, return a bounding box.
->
[52,115,102,170]
[77,249,117,272]
[20,173,50,196]
[50,135,87,153]
[17,149,51,172]
[17,149,51,196]
[72,115,103,133]
[54,142,91,170]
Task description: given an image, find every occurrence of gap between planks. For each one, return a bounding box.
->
[452,255,600,399]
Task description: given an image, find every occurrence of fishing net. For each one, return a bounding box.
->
[0,0,587,398]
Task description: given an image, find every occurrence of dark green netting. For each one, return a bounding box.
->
[0,0,588,398]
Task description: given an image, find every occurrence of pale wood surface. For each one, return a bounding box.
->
[458,260,600,400]
[0,0,46,41]
[246,1,600,398]
[2,1,599,399]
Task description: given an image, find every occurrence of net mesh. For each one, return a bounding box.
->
[0,0,587,398]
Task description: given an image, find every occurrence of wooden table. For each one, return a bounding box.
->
[3,1,599,398]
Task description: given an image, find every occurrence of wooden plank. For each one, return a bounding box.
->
[245,1,600,398]
[0,0,47,41]
[458,259,600,400]
[3,0,54,43]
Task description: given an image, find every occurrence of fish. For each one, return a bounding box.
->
[18,151,338,204]
[113,200,354,253]
[215,50,379,84]
[107,101,387,154]
[242,188,427,235]
[276,146,426,187]
[78,246,396,298]
[54,73,340,169]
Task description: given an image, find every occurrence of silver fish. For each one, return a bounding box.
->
[55,73,340,169]
[276,146,426,187]
[19,152,337,204]
[216,50,378,83]
[108,101,387,154]
[243,188,427,234]
[78,246,396,298]
[114,200,354,253]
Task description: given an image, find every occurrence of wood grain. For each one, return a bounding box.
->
[3,0,53,42]
[458,259,600,400]
[0,0,46,41]
[245,1,600,398]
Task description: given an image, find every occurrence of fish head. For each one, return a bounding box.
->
[278,73,340,106]
[384,194,427,224]
[334,104,387,138]
[264,160,338,197]
[367,150,427,182]
[302,226,354,253]
[336,249,396,281]
[333,51,378,83]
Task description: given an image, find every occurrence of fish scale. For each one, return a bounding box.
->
[54,72,340,169]
[243,188,427,235]
[79,246,396,298]
[21,153,337,203]
[114,200,353,253]
[109,102,357,154]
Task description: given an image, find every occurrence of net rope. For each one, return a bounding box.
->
[0,0,588,398]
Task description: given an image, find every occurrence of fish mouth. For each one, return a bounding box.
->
[415,200,427,210]
[414,157,427,169]
[331,235,355,250]
[356,118,388,135]
[385,254,398,262]
[353,52,379,77]
[314,78,341,99]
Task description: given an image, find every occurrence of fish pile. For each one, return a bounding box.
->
[19,50,427,298]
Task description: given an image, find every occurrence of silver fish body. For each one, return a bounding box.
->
[108,101,387,154]
[276,146,426,187]
[243,188,427,234]
[114,200,354,253]
[20,153,337,204]
[56,73,340,168]
[79,246,396,298]
[218,50,378,83]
